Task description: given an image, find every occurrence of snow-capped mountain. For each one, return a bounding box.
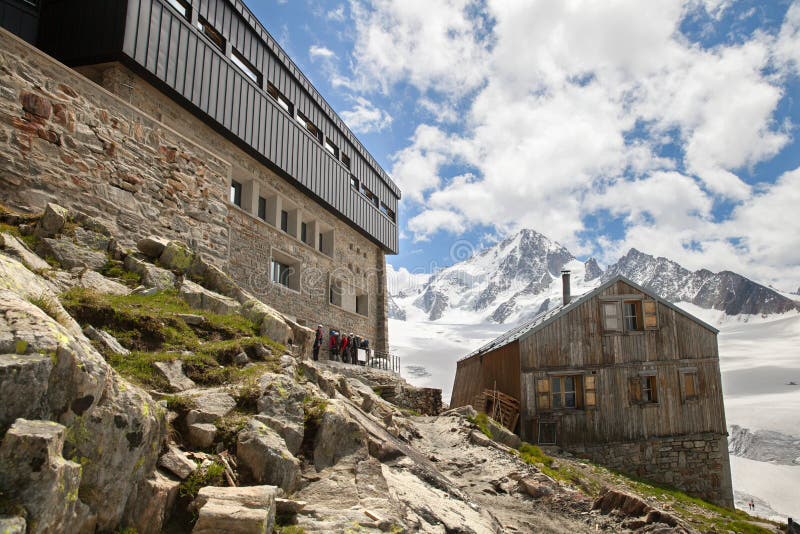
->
[392,228,799,323]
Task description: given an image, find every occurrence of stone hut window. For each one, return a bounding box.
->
[230,181,242,207]
[280,210,289,233]
[630,374,658,404]
[270,250,300,291]
[257,197,266,220]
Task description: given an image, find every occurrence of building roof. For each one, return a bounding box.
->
[459,274,720,362]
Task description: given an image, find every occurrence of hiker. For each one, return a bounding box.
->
[359,337,369,366]
[350,334,359,365]
[329,329,339,361]
[313,325,323,361]
[340,334,350,364]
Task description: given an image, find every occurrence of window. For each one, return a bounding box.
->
[197,17,225,52]
[230,180,242,207]
[318,227,334,257]
[601,301,621,332]
[361,185,379,208]
[681,371,699,401]
[300,222,307,244]
[267,83,293,115]
[342,153,351,169]
[231,49,261,85]
[271,260,292,287]
[270,250,300,291]
[350,175,359,190]
[324,137,339,158]
[603,298,656,332]
[630,374,658,404]
[280,210,289,232]
[165,0,191,19]
[623,301,642,331]
[356,293,369,316]
[536,374,593,410]
[643,300,658,329]
[297,111,323,143]
[538,421,557,445]
[380,202,396,222]
[257,196,266,221]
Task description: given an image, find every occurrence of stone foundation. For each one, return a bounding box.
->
[568,433,733,508]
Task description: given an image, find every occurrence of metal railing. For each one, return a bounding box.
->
[322,348,400,375]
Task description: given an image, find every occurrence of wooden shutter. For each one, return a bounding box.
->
[536,378,551,410]
[602,301,622,332]
[584,375,597,408]
[628,376,642,403]
[643,300,658,329]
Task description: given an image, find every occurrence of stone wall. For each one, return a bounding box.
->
[569,432,734,508]
[0,29,389,353]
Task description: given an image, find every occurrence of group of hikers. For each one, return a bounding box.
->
[312,325,370,365]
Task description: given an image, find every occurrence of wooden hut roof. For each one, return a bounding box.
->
[459,275,719,362]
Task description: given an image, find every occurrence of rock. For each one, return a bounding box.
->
[240,298,292,345]
[21,91,53,119]
[153,360,196,392]
[0,232,51,271]
[34,203,69,237]
[53,269,130,296]
[255,344,272,359]
[191,485,277,534]
[469,430,494,448]
[83,326,130,356]
[72,227,109,252]
[442,405,477,419]
[136,236,170,259]
[187,423,217,449]
[234,351,250,366]
[177,313,205,325]
[254,373,307,455]
[122,470,180,534]
[0,419,95,534]
[178,280,241,315]
[284,317,314,358]
[189,258,248,302]
[124,255,175,290]
[593,489,652,517]
[486,418,521,449]
[159,241,194,273]
[0,354,52,434]
[185,389,236,425]
[297,362,337,398]
[236,419,301,492]
[37,238,107,270]
[519,477,554,499]
[275,498,306,514]
[313,399,368,470]
[71,213,112,237]
[0,516,26,534]
[158,445,198,479]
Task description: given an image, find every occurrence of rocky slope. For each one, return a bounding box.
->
[0,203,781,533]
[394,229,798,323]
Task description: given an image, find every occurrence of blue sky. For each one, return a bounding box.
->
[250,0,800,291]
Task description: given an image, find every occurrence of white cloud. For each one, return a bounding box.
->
[340,96,393,134]
[386,263,431,294]
[327,5,346,22]
[407,209,467,241]
[309,45,336,60]
[418,97,459,124]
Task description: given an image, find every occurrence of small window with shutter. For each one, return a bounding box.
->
[629,376,642,403]
[681,370,699,401]
[602,301,622,332]
[536,378,551,410]
[585,375,597,408]
[643,300,658,329]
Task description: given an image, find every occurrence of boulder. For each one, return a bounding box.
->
[0,354,52,434]
[486,418,521,450]
[519,477,554,499]
[72,227,110,252]
[443,405,477,419]
[177,313,205,325]
[83,326,130,356]
[124,255,175,290]
[37,238,107,270]
[159,241,195,273]
[136,236,170,259]
[153,360,196,392]
[53,269,130,296]
[191,485,277,534]
[188,257,248,302]
[34,203,69,237]
[0,419,95,534]
[178,280,240,315]
[313,399,369,470]
[297,362,337,399]
[0,232,51,271]
[185,390,236,425]
[187,423,218,449]
[240,298,292,345]
[469,430,494,448]
[233,352,250,366]
[158,445,197,480]
[236,419,301,493]
[122,470,180,534]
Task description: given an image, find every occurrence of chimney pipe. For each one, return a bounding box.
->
[561,270,571,306]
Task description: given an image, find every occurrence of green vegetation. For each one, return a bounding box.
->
[161,394,197,413]
[99,260,142,287]
[59,288,285,389]
[27,293,64,324]
[178,461,226,498]
[214,413,249,451]
[467,412,493,439]
[275,526,307,534]
[302,396,329,425]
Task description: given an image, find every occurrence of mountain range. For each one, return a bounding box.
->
[390,229,799,324]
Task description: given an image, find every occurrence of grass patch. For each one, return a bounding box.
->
[162,394,197,413]
[275,526,307,534]
[467,412,493,439]
[27,293,64,324]
[178,461,225,498]
[99,260,142,287]
[214,413,250,451]
[303,396,329,425]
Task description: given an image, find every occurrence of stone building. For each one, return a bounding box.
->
[0,0,400,354]
[451,272,735,507]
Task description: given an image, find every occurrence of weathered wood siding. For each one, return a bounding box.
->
[519,280,724,443]
[451,340,520,409]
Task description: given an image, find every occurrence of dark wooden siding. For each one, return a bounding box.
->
[0,0,40,44]
[451,341,521,409]
[518,280,725,443]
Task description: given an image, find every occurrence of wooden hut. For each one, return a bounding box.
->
[451,272,734,507]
